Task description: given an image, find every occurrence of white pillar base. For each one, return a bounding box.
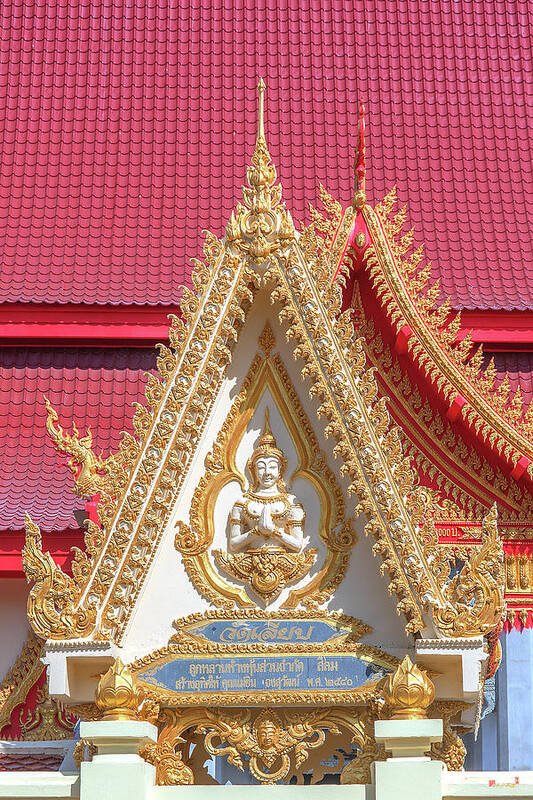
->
[80,720,157,800]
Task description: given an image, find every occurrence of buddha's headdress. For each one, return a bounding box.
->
[247,408,288,488]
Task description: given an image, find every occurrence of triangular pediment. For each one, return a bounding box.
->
[23,95,504,667]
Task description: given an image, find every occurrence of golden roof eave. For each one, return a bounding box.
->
[360,198,533,473]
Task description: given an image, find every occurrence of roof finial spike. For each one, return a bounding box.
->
[352,99,366,209]
[257,78,266,141]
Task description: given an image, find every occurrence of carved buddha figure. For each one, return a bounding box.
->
[229,410,305,553]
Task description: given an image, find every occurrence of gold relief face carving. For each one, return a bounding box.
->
[174,339,356,609]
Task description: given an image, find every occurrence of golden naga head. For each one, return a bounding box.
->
[381,655,435,720]
[247,408,288,491]
[95,658,144,721]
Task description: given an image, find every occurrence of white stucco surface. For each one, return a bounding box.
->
[0,580,32,682]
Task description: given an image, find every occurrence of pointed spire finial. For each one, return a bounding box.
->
[263,406,272,436]
[352,100,366,209]
[257,78,266,141]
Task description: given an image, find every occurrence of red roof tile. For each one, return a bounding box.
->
[0,753,63,772]
[0,0,532,309]
[0,348,155,531]
[488,351,533,407]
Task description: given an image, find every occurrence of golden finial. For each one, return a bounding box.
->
[247,408,287,481]
[352,100,366,209]
[95,658,144,721]
[257,78,266,141]
[253,408,283,460]
[381,655,435,719]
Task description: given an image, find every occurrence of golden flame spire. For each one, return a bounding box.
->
[95,658,144,721]
[250,407,284,465]
[257,77,266,141]
[381,655,435,719]
[352,100,366,209]
[225,79,293,264]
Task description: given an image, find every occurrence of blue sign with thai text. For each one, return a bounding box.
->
[188,618,347,646]
[137,653,389,696]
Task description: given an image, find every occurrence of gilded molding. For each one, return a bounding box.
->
[0,632,44,734]
[363,323,529,520]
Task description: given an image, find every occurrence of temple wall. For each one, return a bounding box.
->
[0,580,31,682]
[466,630,533,772]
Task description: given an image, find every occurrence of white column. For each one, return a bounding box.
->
[79,720,157,800]
[373,718,444,800]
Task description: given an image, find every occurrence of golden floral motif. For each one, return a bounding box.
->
[258,321,275,357]
[95,658,144,721]
[381,655,435,720]
[214,548,317,603]
[22,514,96,640]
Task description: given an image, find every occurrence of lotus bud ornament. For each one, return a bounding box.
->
[382,655,435,720]
[95,657,144,721]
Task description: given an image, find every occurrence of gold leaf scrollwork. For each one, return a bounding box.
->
[146,705,385,787]
[433,504,506,638]
[22,514,96,640]
[140,741,194,785]
[213,548,317,603]
[199,707,337,785]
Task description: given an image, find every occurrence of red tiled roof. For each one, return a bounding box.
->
[0,1,532,310]
[0,348,155,531]
[489,351,533,407]
[0,753,63,771]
